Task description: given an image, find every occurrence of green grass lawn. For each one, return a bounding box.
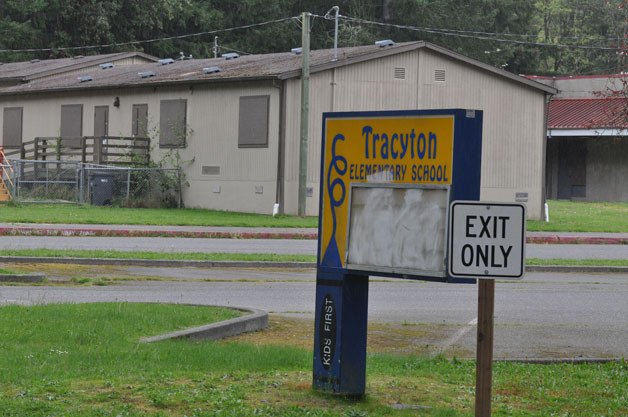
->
[1,200,626,232]
[527,200,628,232]
[1,249,627,268]
[0,203,318,228]
[0,303,625,417]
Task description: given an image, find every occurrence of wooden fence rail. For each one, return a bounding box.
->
[5,136,150,165]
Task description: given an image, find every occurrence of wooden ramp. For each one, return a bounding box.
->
[0,147,13,201]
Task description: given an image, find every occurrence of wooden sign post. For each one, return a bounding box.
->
[475,279,495,417]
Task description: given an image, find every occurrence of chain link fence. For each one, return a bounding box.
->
[8,160,181,208]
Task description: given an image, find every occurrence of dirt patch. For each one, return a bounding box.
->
[226,315,474,357]
[0,262,125,281]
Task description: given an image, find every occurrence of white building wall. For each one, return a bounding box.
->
[283,49,546,218]
[182,82,280,213]
[1,81,281,214]
[416,49,546,219]
[283,52,422,216]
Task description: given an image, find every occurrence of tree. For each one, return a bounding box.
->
[534,0,626,75]
[0,0,624,77]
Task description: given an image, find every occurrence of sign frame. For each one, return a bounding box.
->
[313,109,484,397]
[447,201,526,279]
[345,182,450,278]
[317,108,484,283]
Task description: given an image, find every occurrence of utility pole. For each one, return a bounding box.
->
[331,6,339,61]
[298,12,311,217]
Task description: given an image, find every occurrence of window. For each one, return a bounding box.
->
[238,95,269,148]
[2,107,23,148]
[132,104,148,137]
[60,104,83,148]
[159,99,187,148]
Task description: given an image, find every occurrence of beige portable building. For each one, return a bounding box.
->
[0,42,555,218]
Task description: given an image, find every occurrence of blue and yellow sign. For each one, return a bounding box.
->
[313,109,483,396]
[317,109,483,274]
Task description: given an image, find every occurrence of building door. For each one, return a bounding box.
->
[132,104,148,137]
[94,106,109,163]
[557,139,587,200]
[94,106,109,137]
[2,107,23,149]
[132,104,148,158]
[60,104,83,148]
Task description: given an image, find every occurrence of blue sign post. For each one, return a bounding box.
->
[313,109,483,395]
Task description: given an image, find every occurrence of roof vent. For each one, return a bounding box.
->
[30,59,41,63]
[73,55,84,59]
[78,75,93,83]
[158,58,175,65]
[138,71,156,79]
[375,39,395,47]
[177,52,195,60]
[203,66,222,74]
[99,62,114,70]
[291,47,302,55]
[222,52,239,60]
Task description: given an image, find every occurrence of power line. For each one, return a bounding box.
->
[335,15,624,52]
[219,44,254,56]
[0,16,299,54]
[0,12,623,57]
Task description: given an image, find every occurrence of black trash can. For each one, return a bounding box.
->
[89,172,114,206]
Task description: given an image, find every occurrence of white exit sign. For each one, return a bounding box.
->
[448,201,526,279]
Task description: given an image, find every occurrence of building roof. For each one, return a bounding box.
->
[548,98,627,129]
[0,42,556,96]
[547,97,628,137]
[0,52,158,84]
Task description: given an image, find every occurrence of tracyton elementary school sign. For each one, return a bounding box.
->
[313,109,485,397]
[319,112,456,274]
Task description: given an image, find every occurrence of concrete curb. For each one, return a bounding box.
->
[1,256,627,273]
[496,358,624,365]
[526,265,628,274]
[140,307,268,343]
[0,273,46,283]
[0,227,317,240]
[0,256,318,269]
[527,236,628,245]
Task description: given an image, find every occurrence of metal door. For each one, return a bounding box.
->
[94,106,109,163]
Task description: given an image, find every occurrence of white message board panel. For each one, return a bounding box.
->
[346,184,449,277]
[448,201,526,279]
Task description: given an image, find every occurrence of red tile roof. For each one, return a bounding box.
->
[548,97,628,129]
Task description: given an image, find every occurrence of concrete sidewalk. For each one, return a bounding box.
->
[0,222,626,244]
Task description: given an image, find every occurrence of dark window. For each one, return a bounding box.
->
[132,104,148,137]
[238,95,269,148]
[60,104,83,148]
[2,107,23,148]
[159,99,187,148]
